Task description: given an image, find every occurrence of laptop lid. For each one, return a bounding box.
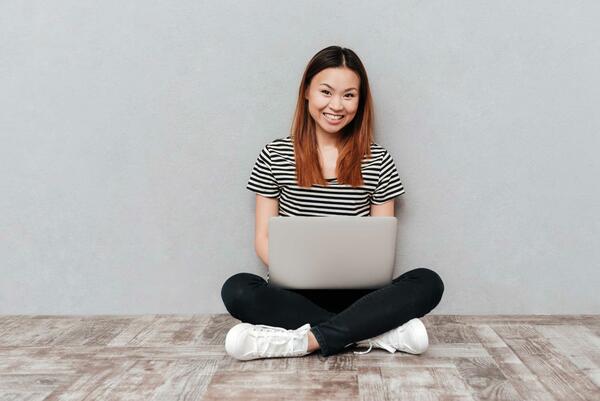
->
[268,216,398,289]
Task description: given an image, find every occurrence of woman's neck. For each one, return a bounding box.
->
[315,127,341,151]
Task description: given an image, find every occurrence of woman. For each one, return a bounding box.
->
[221,45,444,361]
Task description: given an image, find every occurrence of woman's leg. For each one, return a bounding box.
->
[310,267,445,357]
[221,272,337,329]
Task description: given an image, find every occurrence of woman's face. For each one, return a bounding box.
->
[304,67,360,136]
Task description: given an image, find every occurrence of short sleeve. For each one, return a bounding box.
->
[246,144,280,198]
[371,149,405,204]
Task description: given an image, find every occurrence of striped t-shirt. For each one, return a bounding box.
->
[246,136,405,216]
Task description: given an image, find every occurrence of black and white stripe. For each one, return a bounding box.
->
[246,136,405,216]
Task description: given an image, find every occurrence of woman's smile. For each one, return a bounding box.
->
[323,112,345,124]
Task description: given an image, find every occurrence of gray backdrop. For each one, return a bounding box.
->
[2,1,599,314]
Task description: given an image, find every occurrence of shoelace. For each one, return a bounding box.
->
[352,328,401,355]
[249,325,307,357]
[250,325,300,342]
[353,340,374,355]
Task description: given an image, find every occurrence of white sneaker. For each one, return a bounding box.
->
[225,322,312,361]
[353,318,429,355]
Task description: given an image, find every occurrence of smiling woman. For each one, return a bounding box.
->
[221,45,444,362]
[291,47,375,189]
[244,45,405,217]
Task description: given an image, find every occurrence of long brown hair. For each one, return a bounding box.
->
[291,45,374,188]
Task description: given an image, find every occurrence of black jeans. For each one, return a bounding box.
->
[221,267,444,356]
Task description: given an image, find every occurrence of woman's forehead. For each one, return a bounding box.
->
[313,67,360,89]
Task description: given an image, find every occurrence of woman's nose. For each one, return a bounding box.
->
[329,96,343,110]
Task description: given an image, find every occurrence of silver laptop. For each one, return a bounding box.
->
[268,216,398,289]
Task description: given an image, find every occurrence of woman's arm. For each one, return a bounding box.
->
[254,194,279,267]
[370,199,395,217]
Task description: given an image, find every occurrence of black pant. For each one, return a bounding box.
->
[221,267,444,356]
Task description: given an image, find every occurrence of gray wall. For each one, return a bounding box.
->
[2,1,599,314]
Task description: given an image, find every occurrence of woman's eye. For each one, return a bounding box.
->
[321,90,355,98]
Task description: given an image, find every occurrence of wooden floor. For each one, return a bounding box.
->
[0,315,598,400]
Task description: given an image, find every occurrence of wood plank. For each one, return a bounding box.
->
[111,315,211,346]
[358,366,390,401]
[535,325,600,388]
[381,365,476,400]
[493,325,598,401]
[472,324,557,401]
[51,317,134,346]
[148,359,218,401]
[0,317,82,346]
[454,356,522,401]
[203,370,358,401]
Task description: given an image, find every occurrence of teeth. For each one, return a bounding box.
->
[324,113,343,120]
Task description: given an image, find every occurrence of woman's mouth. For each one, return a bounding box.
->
[323,112,344,124]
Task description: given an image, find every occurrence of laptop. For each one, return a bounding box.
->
[268,216,398,289]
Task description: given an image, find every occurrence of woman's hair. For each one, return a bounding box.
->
[291,45,374,188]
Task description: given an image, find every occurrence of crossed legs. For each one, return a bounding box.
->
[221,267,444,356]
